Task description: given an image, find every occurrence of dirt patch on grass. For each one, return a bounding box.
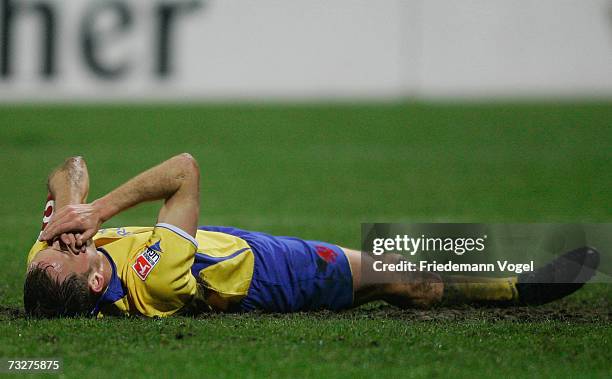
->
[336,290,612,323]
[345,301,611,323]
[185,297,611,324]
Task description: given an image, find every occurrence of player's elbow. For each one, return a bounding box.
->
[62,156,87,171]
[66,155,84,162]
[175,153,200,180]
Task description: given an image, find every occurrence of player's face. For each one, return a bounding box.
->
[28,240,97,283]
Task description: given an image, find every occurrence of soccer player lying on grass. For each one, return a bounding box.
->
[24,155,600,318]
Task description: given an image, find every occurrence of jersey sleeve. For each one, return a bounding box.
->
[126,223,198,317]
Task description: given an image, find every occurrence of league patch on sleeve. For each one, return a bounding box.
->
[132,242,161,281]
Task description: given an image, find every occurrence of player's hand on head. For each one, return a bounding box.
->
[39,203,103,246]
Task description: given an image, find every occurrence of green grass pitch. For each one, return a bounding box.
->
[0,103,610,378]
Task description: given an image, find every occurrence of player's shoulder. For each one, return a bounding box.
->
[124,223,198,292]
[152,223,198,248]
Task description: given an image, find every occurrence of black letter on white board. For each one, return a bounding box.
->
[81,1,132,79]
[1,0,57,79]
[156,1,202,77]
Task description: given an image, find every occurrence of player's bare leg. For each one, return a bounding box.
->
[342,246,600,309]
[342,248,443,308]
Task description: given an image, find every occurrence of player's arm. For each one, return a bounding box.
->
[40,153,200,245]
[44,156,90,249]
[48,156,90,208]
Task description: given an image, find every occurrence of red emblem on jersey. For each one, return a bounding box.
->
[132,245,161,280]
[315,245,338,263]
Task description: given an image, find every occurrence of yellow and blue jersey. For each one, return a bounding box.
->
[198,226,354,313]
[27,224,354,317]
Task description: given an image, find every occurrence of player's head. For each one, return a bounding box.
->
[23,239,105,318]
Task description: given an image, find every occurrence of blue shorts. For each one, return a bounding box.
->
[198,226,354,312]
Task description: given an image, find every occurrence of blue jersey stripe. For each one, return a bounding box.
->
[191,247,250,277]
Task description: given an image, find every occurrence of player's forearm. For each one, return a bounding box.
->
[48,156,90,208]
[91,154,198,223]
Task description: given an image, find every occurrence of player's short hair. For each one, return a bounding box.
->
[23,265,97,318]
